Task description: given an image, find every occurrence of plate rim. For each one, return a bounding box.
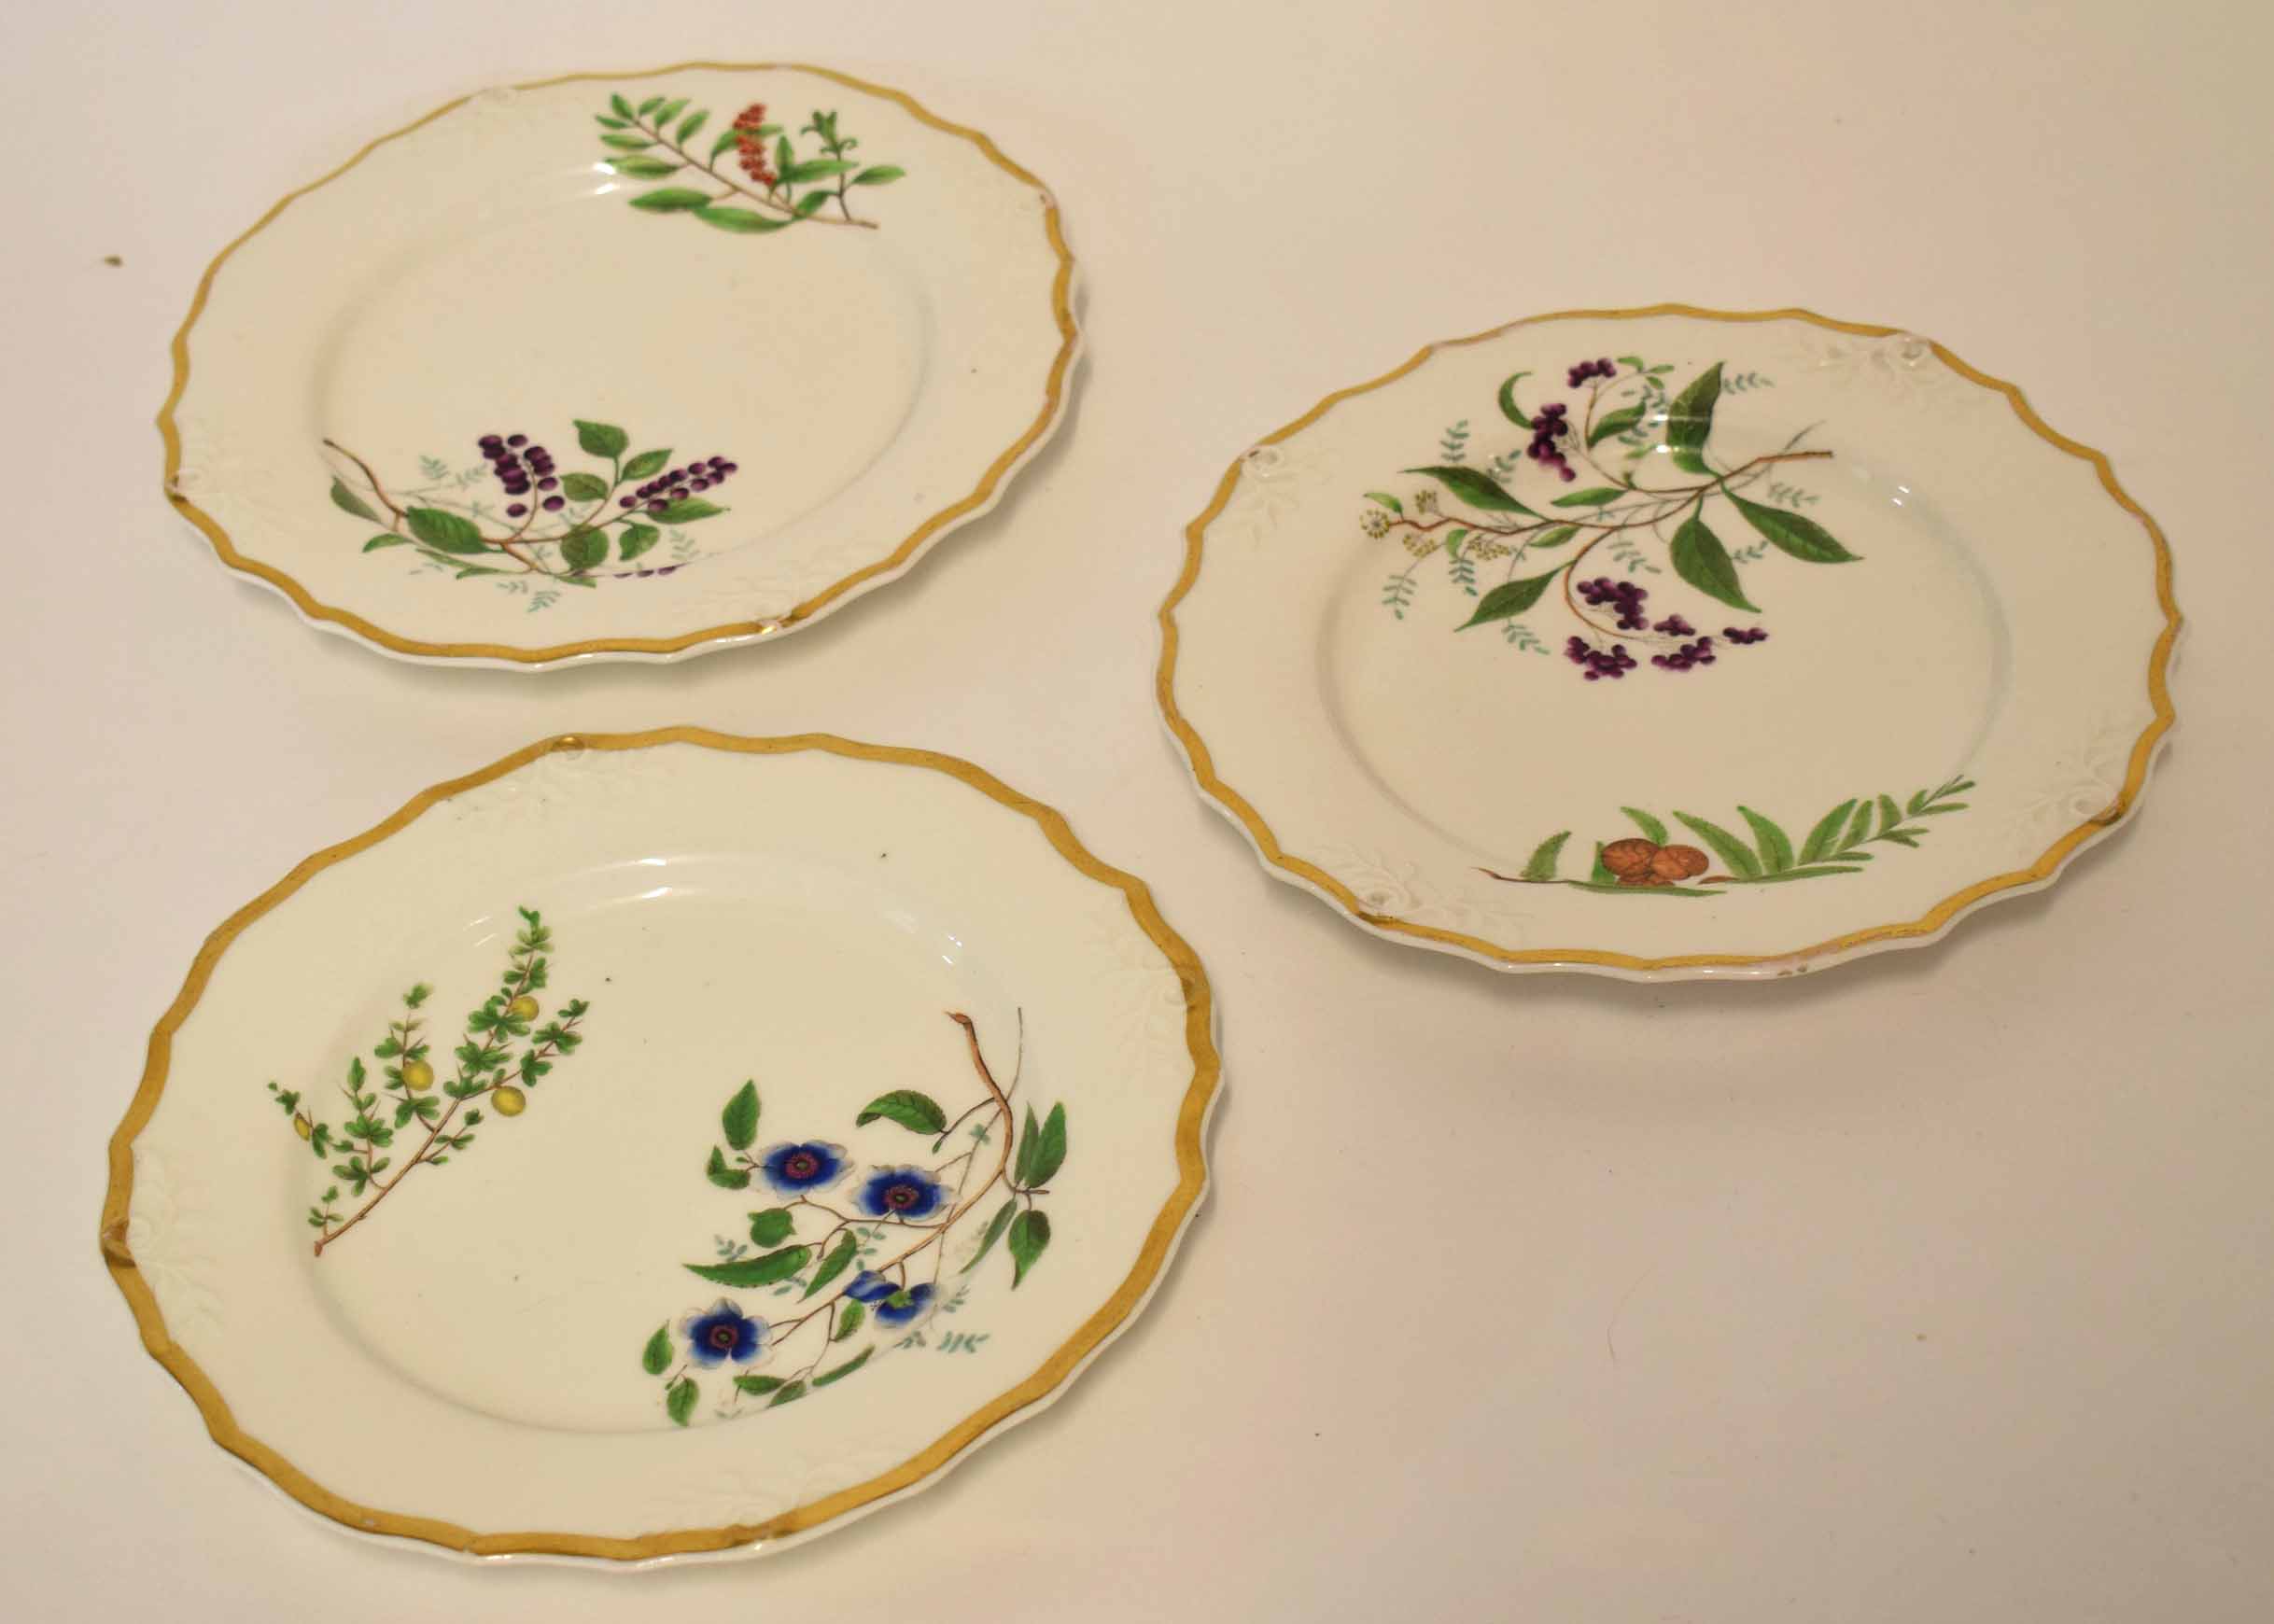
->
[99,728,1220,1560]
[1156,301,2182,979]
[158,62,1083,669]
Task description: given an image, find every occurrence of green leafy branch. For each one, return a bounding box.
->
[1364,358,1855,648]
[1486,776,1977,897]
[594,91,904,234]
[329,418,724,581]
[268,907,594,1255]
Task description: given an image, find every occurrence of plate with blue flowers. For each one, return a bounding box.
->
[161,63,1079,668]
[1160,305,2180,978]
[103,731,1216,1562]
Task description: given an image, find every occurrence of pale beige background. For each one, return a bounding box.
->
[4,1,2268,1618]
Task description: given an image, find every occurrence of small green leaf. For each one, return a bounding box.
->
[610,94,636,119]
[1495,371,1532,426]
[722,1081,759,1150]
[803,1232,860,1299]
[361,534,407,552]
[1362,491,1404,515]
[850,164,905,186]
[595,114,627,130]
[1528,525,1579,550]
[835,1300,865,1341]
[1725,864,1867,882]
[684,1247,809,1287]
[330,479,380,522]
[1726,492,1858,563]
[1669,511,1758,612]
[733,1374,785,1395]
[405,507,488,555]
[1007,1210,1051,1287]
[962,1198,1018,1273]
[1015,1105,1045,1187]
[622,448,671,481]
[1876,794,1904,835]
[1844,800,1874,849]
[1551,487,1623,509]
[558,529,607,573]
[706,1144,751,1191]
[603,156,682,179]
[855,1090,948,1134]
[598,133,656,150]
[793,190,833,217]
[1588,403,1646,446]
[618,523,661,562]
[1459,571,1558,629]
[1519,831,1570,882]
[1738,805,1795,873]
[652,98,688,128]
[572,420,628,458]
[814,1346,872,1387]
[559,472,610,503]
[641,1323,671,1375]
[748,1208,795,1246]
[1674,812,1762,879]
[710,128,744,160]
[628,187,709,213]
[768,1380,806,1407]
[1799,798,1859,864]
[1916,802,1969,815]
[774,134,793,175]
[693,204,791,233]
[1621,807,1671,846]
[653,497,724,524]
[677,108,709,143]
[1404,464,1539,517]
[637,95,664,116]
[1024,1103,1067,1189]
[1665,362,1724,473]
[666,1377,698,1426]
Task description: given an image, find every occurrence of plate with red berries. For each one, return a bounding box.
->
[1159,304,2180,978]
[162,63,1079,668]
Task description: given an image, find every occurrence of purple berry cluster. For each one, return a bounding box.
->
[620,456,740,515]
[1524,401,1578,483]
[480,432,563,518]
[1565,357,1616,388]
[1650,613,1695,637]
[1577,575,1650,631]
[1564,636,1639,681]
[1649,636,1717,672]
[1724,625,1769,645]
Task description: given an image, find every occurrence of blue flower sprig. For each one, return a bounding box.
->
[640,1010,1065,1425]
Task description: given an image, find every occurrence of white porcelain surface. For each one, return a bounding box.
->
[165,65,1077,667]
[108,735,1214,1561]
[1164,310,2176,977]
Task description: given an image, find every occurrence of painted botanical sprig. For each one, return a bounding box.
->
[1366,357,1860,679]
[264,906,593,1254]
[640,1011,1064,1426]
[1485,775,1975,896]
[595,91,905,234]
[327,420,733,584]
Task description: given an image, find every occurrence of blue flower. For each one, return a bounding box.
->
[758,1141,847,1195]
[874,1282,936,1327]
[682,1299,765,1366]
[858,1166,948,1221]
[845,1269,898,1304]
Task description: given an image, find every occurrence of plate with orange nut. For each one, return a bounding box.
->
[1159,305,2180,978]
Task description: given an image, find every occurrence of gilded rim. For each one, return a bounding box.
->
[160,63,1083,667]
[100,729,1219,1560]
[1157,303,2182,976]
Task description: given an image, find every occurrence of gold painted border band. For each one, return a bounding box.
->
[159,63,1082,666]
[100,729,1219,1560]
[1157,303,2181,975]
